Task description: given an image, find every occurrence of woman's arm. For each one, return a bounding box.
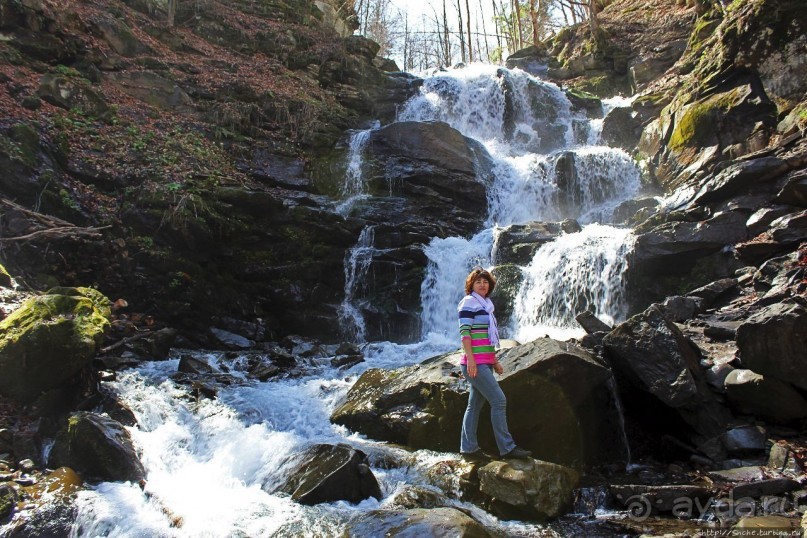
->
[462,337,477,378]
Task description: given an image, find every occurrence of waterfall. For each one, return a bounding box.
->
[420,230,494,340]
[338,226,377,343]
[512,224,635,342]
[53,65,647,537]
[336,125,376,216]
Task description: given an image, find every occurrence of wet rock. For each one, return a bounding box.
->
[612,197,660,226]
[601,106,642,152]
[332,338,626,467]
[603,305,732,455]
[611,484,713,515]
[732,478,801,500]
[692,157,788,206]
[656,296,704,322]
[178,354,214,375]
[129,327,177,360]
[686,278,738,308]
[0,287,110,402]
[478,458,579,520]
[576,310,611,334]
[351,507,493,537]
[388,485,448,509]
[270,443,381,505]
[721,425,767,457]
[735,300,807,391]
[48,412,145,482]
[209,327,254,350]
[492,221,577,265]
[709,465,766,483]
[724,370,807,424]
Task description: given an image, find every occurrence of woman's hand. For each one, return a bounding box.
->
[493,361,503,375]
[466,357,478,378]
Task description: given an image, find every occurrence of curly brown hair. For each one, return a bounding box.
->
[464,267,497,296]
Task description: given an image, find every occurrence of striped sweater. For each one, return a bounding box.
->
[457,294,497,365]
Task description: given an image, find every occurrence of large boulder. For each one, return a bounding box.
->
[0,287,110,402]
[735,300,807,391]
[350,507,493,537]
[48,412,146,482]
[603,305,732,458]
[478,458,579,521]
[269,443,381,505]
[492,220,581,265]
[724,370,807,424]
[331,339,627,467]
[37,74,110,119]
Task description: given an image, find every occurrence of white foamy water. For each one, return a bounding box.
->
[512,224,635,342]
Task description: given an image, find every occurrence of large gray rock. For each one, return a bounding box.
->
[269,443,381,505]
[37,74,110,118]
[350,507,493,537]
[331,339,627,467]
[724,370,807,424]
[603,306,732,455]
[48,412,145,482]
[492,220,580,265]
[478,458,579,520]
[633,211,748,271]
[735,300,807,390]
[601,106,643,151]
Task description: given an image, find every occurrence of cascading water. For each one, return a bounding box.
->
[512,224,635,342]
[43,65,648,538]
[400,65,639,340]
[338,226,376,343]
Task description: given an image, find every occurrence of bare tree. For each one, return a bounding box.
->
[465,0,474,62]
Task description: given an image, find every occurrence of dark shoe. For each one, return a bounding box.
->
[461,449,492,462]
[502,447,532,459]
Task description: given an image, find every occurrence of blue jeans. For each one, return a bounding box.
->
[460,364,516,456]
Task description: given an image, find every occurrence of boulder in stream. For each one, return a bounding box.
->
[48,411,145,483]
[269,443,381,505]
[331,338,627,467]
[478,458,579,520]
[350,507,494,537]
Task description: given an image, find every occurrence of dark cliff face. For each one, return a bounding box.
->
[0,0,421,343]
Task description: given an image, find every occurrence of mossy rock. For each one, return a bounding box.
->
[0,287,110,402]
[48,412,145,482]
[0,262,12,288]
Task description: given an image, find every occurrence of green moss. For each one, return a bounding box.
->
[667,90,740,151]
[0,288,110,402]
[0,262,11,288]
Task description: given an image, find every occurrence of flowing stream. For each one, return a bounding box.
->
[62,65,643,536]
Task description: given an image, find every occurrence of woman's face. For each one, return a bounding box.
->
[472,277,490,297]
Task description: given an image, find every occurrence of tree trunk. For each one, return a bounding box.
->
[529,0,540,45]
[588,0,599,36]
[167,0,177,27]
[456,0,466,63]
[465,0,473,62]
[479,0,490,62]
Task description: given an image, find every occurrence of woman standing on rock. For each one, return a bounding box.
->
[458,267,531,461]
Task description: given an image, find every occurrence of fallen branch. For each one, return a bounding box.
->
[100,330,152,354]
[0,225,111,242]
